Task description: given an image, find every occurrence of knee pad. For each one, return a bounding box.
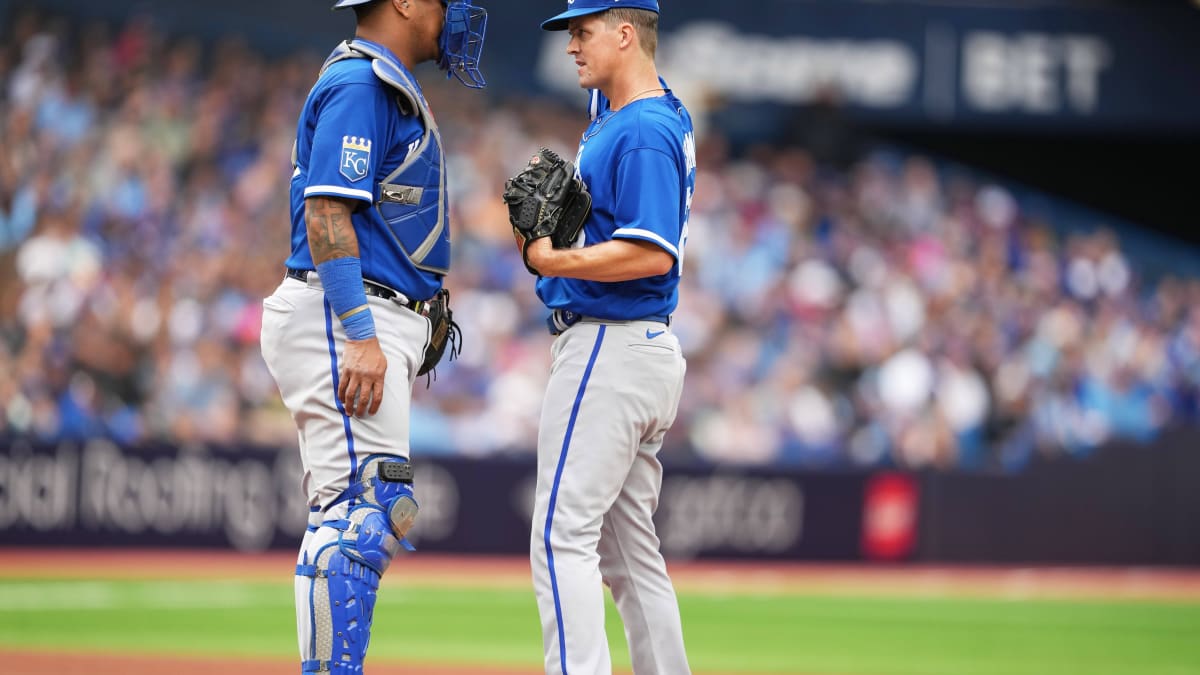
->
[330,455,418,574]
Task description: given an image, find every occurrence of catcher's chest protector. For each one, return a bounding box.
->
[322,40,452,275]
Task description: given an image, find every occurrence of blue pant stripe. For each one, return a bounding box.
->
[544,325,606,675]
[323,300,359,489]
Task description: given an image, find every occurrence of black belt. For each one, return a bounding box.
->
[286,267,422,311]
[547,309,671,336]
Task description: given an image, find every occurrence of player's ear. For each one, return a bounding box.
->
[392,0,412,19]
[617,22,636,51]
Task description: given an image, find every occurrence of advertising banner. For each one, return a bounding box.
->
[0,439,866,560]
[4,436,1197,563]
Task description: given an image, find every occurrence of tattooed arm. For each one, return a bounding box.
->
[306,196,360,263]
[305,196,387,417]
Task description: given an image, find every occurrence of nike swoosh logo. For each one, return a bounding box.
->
[646,329,665,340]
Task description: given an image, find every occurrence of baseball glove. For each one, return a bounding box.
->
[416,288,461,385]
[502,147,591,275]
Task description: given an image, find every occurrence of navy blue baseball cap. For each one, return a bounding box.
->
[541,0,660,31]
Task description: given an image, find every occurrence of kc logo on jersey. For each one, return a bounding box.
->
[340,136,372,182]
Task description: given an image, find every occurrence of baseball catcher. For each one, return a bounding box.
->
[503,147,592,274]
[257,1,490,673]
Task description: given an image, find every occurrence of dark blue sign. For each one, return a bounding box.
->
[9,0,1199,132]
[0,439,866,560]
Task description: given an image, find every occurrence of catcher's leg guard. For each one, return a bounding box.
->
[296,456,418,674]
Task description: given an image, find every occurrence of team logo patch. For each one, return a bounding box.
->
[340,136,372,182]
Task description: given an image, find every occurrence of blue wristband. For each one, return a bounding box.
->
[315,257,376,341]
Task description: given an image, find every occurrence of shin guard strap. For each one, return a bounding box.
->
[296,564,325,578]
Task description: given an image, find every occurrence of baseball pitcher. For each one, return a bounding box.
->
[504,1,696,673]
[258,1,486,673]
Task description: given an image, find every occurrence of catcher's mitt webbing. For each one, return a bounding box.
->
[417,288,461,384]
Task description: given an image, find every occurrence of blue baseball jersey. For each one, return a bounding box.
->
[536,84,697,320]
[286,39,441,299]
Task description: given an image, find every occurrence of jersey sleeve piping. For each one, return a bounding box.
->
[303,185,375,203]
[612,228,680,259]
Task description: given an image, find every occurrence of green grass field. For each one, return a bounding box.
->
[1,574,1198,674]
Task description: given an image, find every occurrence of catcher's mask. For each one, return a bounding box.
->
[439,0,488,89]
[332,0,487,89]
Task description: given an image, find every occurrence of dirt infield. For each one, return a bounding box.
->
[2,548,1198,599]
[2,548,1199,675]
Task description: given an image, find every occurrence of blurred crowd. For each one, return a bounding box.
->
[3,9,1199,473]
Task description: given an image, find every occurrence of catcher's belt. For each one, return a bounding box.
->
[547,309,672,336]
[287,267,424,312]
[286,267,458,381]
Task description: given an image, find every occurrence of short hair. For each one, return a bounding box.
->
[353,0,386,22]
[604,8,658,58]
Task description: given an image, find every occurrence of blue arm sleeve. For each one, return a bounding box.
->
[316,257,376,341]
